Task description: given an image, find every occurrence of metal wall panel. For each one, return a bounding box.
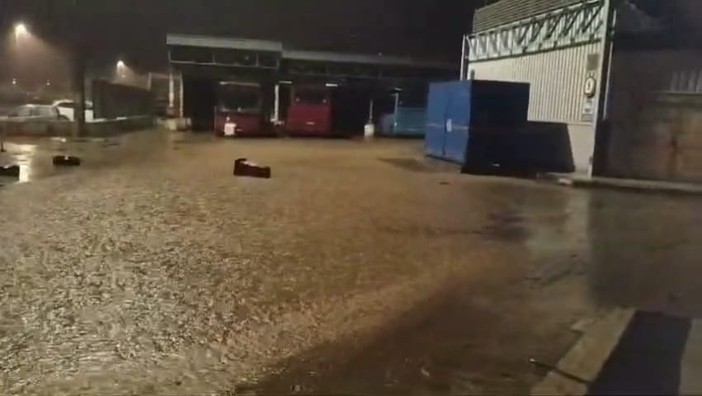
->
[425,82,451,159]
[670,69,702,93]
[443,83,472,163]
[467,43,602,174]
[468,43,600,124]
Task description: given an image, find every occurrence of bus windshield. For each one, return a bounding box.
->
[294,89,329,105]
[217,85,261,114]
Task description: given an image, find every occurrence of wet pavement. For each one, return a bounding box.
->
[0,130,700,395]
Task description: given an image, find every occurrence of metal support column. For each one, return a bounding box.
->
[179,74,184,119]
[273,84,280,123]
[590,0,617,177]
[168,71,175,110]
[72,49,86,138]
[460,35,468,80]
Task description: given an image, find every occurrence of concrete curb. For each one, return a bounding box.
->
[531,308,635,396]
[538,173,702,196]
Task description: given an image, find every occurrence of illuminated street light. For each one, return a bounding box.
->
[14,22,29,40]
[116,59,129,81]
[11,78,17,86]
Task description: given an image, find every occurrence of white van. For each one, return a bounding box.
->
[53,100,95,123]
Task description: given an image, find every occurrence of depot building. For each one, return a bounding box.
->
[165,34,456,137]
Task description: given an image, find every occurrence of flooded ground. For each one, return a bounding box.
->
[0,130,700,395]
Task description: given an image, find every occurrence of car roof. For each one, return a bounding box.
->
[18,104,53,108]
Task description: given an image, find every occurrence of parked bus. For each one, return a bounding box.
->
[383,86,428,138]
[214,82,268,137]
[285,84,333,136]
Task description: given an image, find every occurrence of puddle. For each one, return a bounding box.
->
[0,142,77,184]
[475,210,529,243]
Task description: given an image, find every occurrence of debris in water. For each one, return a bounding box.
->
[234,158,271,179]
[421,367,432,378]
[0,165,20,178]
[52,155,82,167]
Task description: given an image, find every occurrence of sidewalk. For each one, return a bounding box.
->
[540,173,702,196]
[579,312,702,396]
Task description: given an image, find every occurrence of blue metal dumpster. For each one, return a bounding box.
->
[425,82,455,158]
[424,80,530,165]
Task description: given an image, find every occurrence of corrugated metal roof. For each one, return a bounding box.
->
[473,0,583,33]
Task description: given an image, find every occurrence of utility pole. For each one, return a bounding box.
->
[72,48,86,138]
[71,0,86,138]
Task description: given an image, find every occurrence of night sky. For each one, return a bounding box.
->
[1,0,480,72]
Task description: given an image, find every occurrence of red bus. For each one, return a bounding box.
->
[214,82,268,137]
[285,84,333,136]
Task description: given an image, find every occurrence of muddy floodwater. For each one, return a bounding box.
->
[0,131,700,395]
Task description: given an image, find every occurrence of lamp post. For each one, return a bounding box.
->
[14,23,29,45]
[116,59,126,81]
[12,23,29,92]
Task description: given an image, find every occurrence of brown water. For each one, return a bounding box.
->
[0,131,700,395]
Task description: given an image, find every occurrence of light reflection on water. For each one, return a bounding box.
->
[0,143,38,184]
[14,144,37,183]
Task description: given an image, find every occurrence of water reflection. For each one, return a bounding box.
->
[522,186,591,285]
[14,143,37,183]
[0,142,55,184]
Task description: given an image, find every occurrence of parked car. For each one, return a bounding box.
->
[52,99,94,122]
[3,104,65,122]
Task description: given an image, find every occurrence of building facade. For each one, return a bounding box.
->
[464,0,702,182]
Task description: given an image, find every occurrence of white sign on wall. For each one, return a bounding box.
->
[581,74,598,122]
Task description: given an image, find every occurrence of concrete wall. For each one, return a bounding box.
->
[469,42,601,174]
[605,50,702,182]
[605,94,702,183]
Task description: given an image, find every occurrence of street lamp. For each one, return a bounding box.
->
[14,23,29,41]
[116,59,128,81]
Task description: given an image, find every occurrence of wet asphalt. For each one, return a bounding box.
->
[0,130,700,395]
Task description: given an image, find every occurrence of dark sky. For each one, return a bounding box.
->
[1,0,479,72]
